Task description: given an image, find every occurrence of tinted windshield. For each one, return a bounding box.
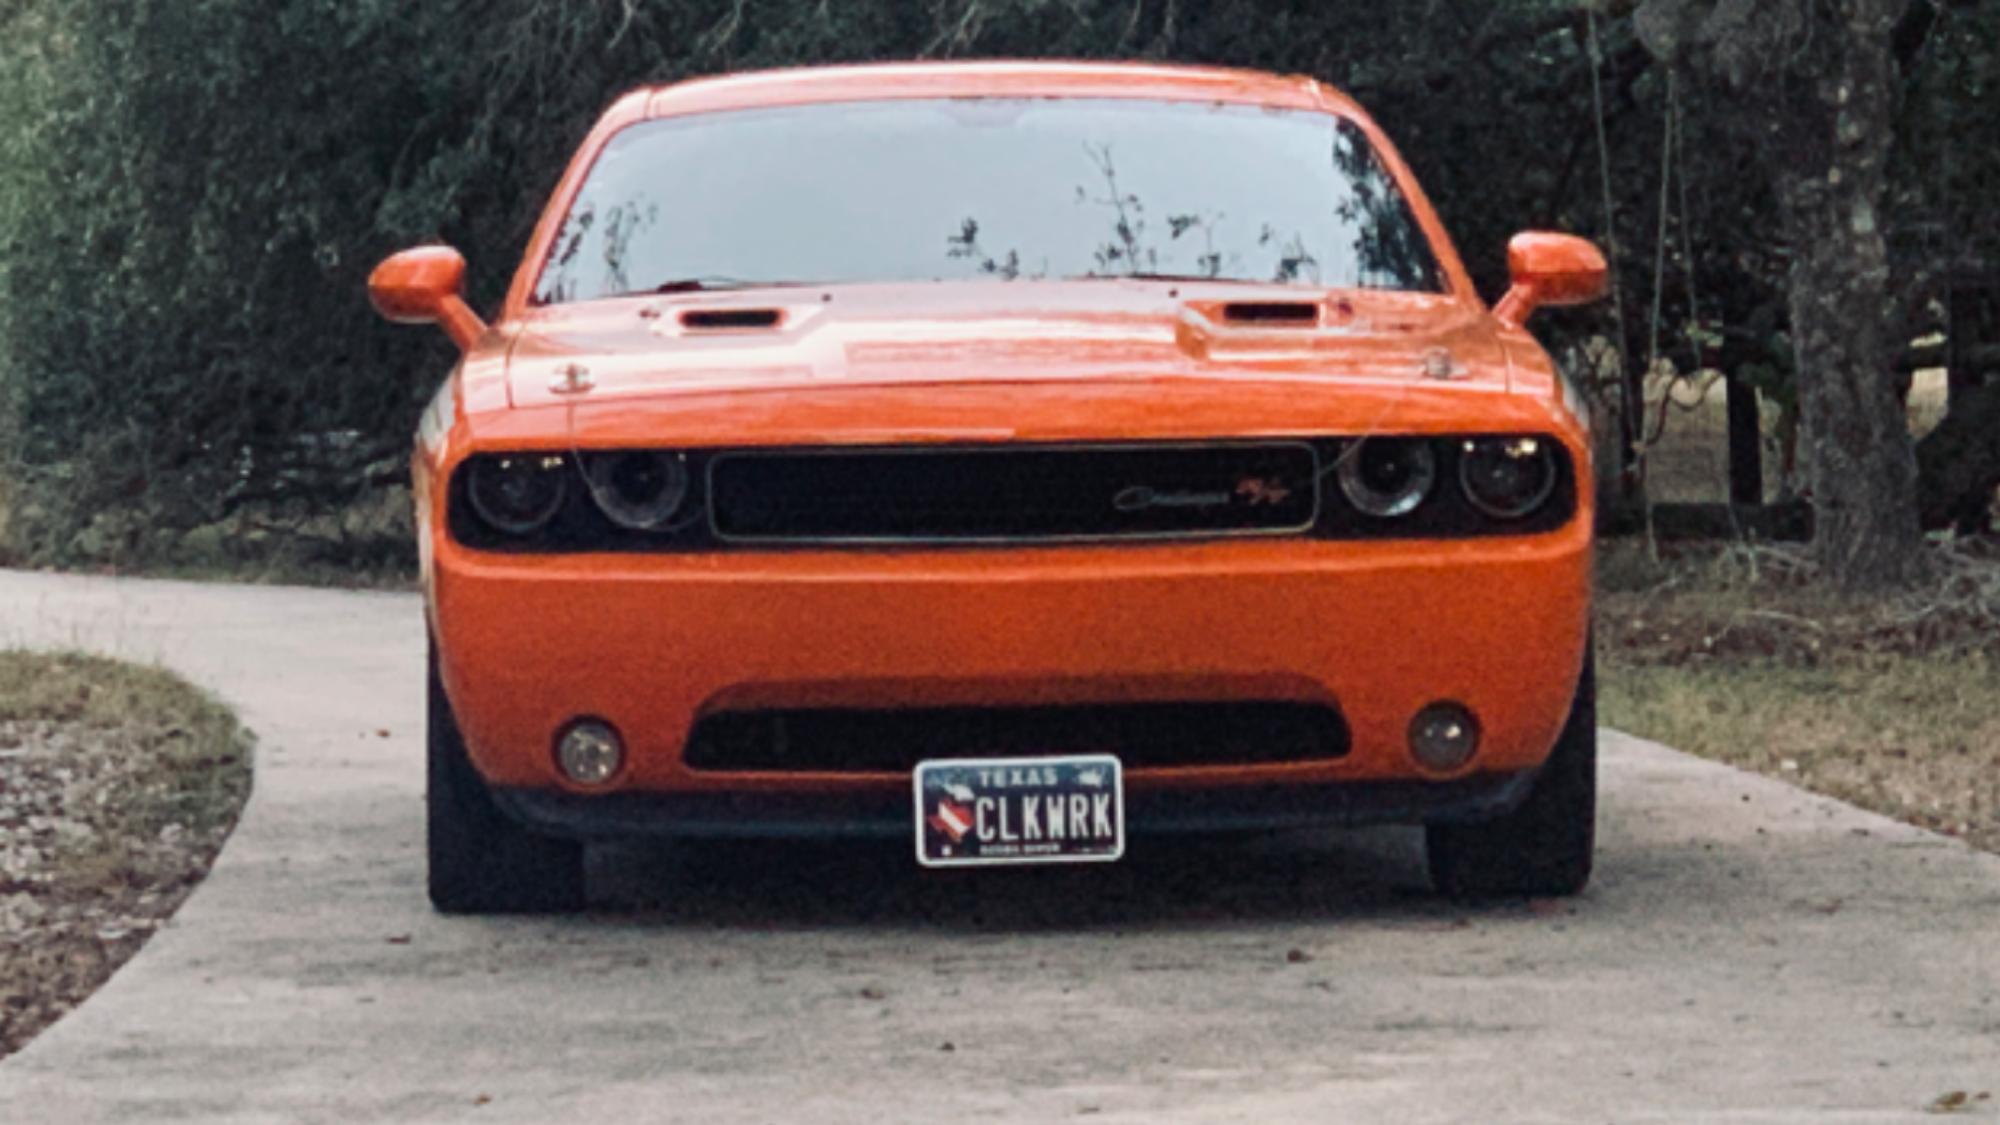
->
[533,98,1446,304]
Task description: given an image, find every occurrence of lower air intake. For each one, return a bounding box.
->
[683,701,1351,773]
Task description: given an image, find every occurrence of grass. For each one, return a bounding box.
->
[0,650,252,1056]
[1596,539,2000,853]
[0,651,251,849]
[1601,652,2000,849]
[1597,367,2000,852]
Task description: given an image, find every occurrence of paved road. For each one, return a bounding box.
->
[0,569,1995,1124]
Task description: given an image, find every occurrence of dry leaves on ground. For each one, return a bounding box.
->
[0,654,250,1058]
[1598,540,2000,855]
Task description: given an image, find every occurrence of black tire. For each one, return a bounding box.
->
[1426,645,1596,899]
[427,643,587,914]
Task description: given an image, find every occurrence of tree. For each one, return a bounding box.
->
[1634,0,1926,590]
[3,0,1993,580]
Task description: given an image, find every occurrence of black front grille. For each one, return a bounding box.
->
[448,435,1577,553]
[707,443,1319,543]
[682,701,1350,774]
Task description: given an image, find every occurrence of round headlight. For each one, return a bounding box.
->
[466,454,568,534]
[1459,436,1557,519]
[1337,438,1436,518]
[582,450,690,530]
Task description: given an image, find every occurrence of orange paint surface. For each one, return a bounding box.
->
[1493,233,1611,328]
[432,532,1591,795]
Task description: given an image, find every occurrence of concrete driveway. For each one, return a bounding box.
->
[0,568,1995,1123]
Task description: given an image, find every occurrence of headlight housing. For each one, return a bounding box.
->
[1316,433,1575,536]
[465,454,568,534]
[445,435,1574,552]
[1337,438,1436,518]
[1458,436,1558,519]
[582,450,691,530]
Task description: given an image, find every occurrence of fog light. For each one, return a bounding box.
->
[556,720,624,786]
[1408,702,1481,773]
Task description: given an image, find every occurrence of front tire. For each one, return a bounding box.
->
[428,643,587,914]
[1426,645,1596,899]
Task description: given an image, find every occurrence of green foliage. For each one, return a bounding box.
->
[1891,2,2000,265]
[0,0,1991,572]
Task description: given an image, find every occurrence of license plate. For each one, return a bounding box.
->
[913,755,1125,868]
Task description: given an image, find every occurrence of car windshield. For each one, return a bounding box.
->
[532,97,1447,304]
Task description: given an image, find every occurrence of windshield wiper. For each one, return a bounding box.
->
[646,277,805,295]
[1061,272,1276,285]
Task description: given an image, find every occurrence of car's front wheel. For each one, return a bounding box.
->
[1425,644,1596,899]
[427,642,587,914]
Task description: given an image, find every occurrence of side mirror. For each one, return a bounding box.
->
[368,246,488,351]
[1492,232,1609,328]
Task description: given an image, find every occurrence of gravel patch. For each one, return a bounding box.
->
[0,661,249,1058]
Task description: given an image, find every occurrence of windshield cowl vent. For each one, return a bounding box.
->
[680,308,783,331]
[1219,301,1320,327]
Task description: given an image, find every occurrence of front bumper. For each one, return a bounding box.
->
[493,770,1539,840]
[430,524,1592,823]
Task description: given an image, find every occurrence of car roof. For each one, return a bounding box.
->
[640,60,1364,120]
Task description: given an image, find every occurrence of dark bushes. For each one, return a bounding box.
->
[3,0,1991,576]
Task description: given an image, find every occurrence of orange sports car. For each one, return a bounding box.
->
[370,61,1607,913]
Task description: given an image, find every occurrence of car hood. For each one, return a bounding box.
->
[501,282,1516,412]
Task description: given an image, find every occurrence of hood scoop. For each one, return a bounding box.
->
[681,308,783,331]
[1220,301,1320,327]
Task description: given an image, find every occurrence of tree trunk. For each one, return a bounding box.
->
[1635,0,1925,589]
[1766,2,1925,589]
